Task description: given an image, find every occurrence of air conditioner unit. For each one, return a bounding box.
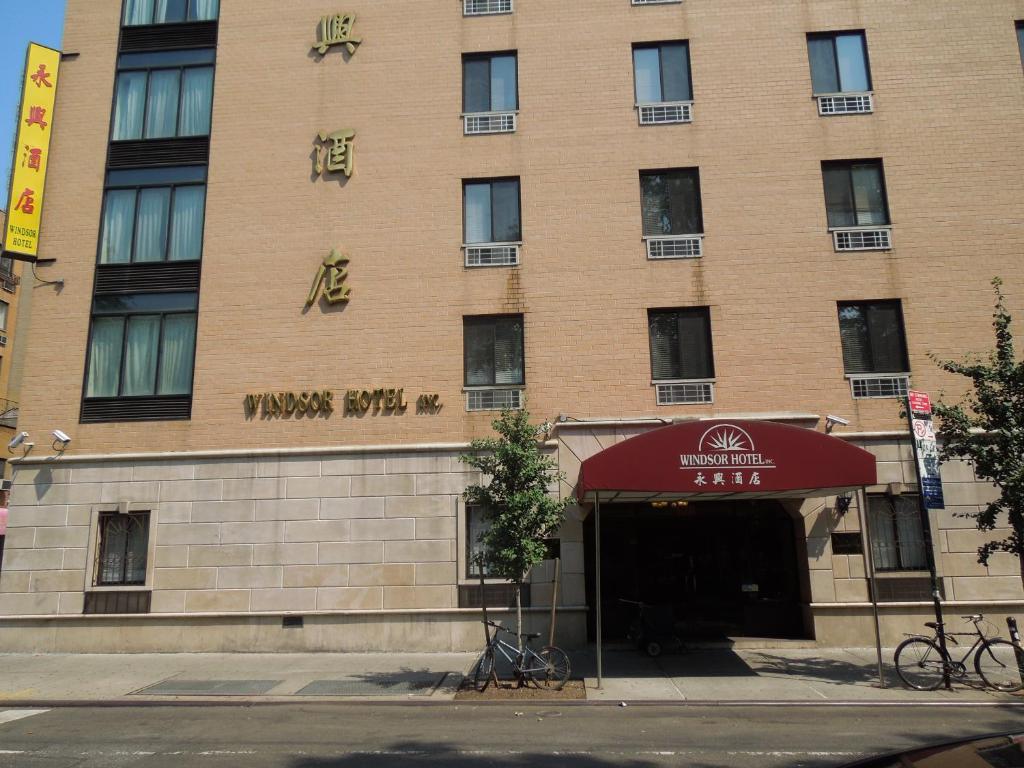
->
[0,335,8,347]
[1,479,13,492]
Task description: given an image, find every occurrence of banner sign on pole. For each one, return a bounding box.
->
[908,390,945,510]
[3,43,61,262]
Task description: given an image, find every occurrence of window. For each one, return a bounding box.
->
[633,42,692,103]
[463,53,518,114]
[466,505,494,578]
[0,257,12,275]
[822,160,889,228]
[838,300,909,374]
[807,31,871,94]
[96,511,151,585]
[464,315,524,388]
[99,167,207,264]
[111,50,215,140]
[123,0,219,25]
[640,169,703,236]
[648,308,714,381]
[463,179,521,244]
[0,301,8,332]
[1018,22,1024,71]
[868,495,927,572]
[85,292,198,399]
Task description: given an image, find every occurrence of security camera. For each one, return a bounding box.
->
[52,430,71,445]
[8,432,29,451]
[825,415,850,427]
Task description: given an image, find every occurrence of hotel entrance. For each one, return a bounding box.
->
[583,500,809,642]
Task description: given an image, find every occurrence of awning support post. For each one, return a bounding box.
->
[859,486,886,688]
[595,492,603,690]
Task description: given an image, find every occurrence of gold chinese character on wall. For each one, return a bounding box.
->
[307,249,352,306]
[313,14,361,55]
[314,129,355,178]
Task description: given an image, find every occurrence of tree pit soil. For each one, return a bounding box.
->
[454,679,586,700]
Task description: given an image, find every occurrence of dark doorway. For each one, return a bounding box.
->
[584,500,808,641]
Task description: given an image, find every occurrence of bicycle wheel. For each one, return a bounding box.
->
[473,648,496,692]
[526,646,570,690]
[975,639,1024,692]
[895,637,946,691]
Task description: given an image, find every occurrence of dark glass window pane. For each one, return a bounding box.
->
[493,317,524,385]
[159,314,197,394]
[134,187,171,262]
[640,170,702,236]
[118,50,217,69]
[155,0,188,23]
[1018,24,1024,69]
[633,47,661,103]
[822,165,856,227]
[491,180,521,242]
[464,58,491,113]
[649,309,712,380]
[107,166,208,187]
[851,164,889,225]
[490,55,517,111]
[464,183,491,244]
[835,33,870,92]
[94,293,199,315]
[838,304,871,373]
[144,69,181,139]
[660,43,692,101]
[87,317,126,397]
[122,315,161,395]
[649,312,681,379]
[467,506,493,578]
[464,316,523,386]
[808,36,839,94]
[838,302,907,374]
[464,320,495,386]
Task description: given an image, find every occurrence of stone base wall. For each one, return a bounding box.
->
[812,603,1024,647]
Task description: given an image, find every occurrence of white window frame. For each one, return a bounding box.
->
[816,92,874,116]
[847,373,911,400]
[831,226,893,252]
[654,379,714,405]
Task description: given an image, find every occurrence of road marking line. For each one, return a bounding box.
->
[0,710,49,726]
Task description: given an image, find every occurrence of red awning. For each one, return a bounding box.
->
[576,419,876,502]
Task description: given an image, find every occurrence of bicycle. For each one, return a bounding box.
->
[473,620,571,691]
[619,598,685,657]
[894,613,1023,692]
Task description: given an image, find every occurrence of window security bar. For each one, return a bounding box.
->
[464,0,513,15]
[849,374,910,399]
[638,101,693,125]
[833,227,892,252]
[464,243,520,267]
[467,388,524,411]
[817,92,874,116]
[656,381,714,405]
[646,235,703,260]
[463,111,517,135]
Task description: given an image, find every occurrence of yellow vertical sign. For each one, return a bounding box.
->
[3,43,61,261]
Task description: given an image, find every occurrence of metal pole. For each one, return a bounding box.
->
[595,492,603,691]
[905,396,950,689]
[858,487,886,688]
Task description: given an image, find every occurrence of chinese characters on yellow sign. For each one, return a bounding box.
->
[312,13,361,56]
[306,249,352,306]
[3,44,61,260]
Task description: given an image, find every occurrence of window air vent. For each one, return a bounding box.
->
[638,101,693,125]
[833,227,892,251]
[817,93,874,116]
[849,375,910,400]
[466,388,523,411]
[119,21,218,52]
[94,262,202,295]
[81,396,192,423]
[463,0,513,16]
[656,381,713,405]
[646,235,703,260]
[464,112,517,135]
[458,583,530,609]
[84,591,152,614]
[465,244,520,267]
[108,137,210,169]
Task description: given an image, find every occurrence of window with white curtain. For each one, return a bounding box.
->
[85,293,198,399]
[112,50,215,140]
[463,179,521,245]
[868,495,928,571]
[99,167,207,264]
[123,0,219,25]
[463,315,524,387]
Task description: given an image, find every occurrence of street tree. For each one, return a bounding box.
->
[460,408,570,649]
[931,278,1024,586]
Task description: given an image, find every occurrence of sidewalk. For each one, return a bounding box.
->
[0,648,1020,705]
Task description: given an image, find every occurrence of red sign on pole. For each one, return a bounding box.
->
[909,390,931,415]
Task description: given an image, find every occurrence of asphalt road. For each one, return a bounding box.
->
[0,703,1022,767]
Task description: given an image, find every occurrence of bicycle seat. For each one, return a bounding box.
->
[961,614,983,622]
[924,622,939,630]
[522,632,542,640]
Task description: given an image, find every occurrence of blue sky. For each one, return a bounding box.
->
[1,0,66,202]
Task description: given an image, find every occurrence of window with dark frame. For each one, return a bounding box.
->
[648,307,715,381]
[807,31,871,94]
[122,0,219,26]
[867,495,927,572]
[99,167,207,264]
[633,41,692,103]
[1017,22,1024,70]
[463,179,521,244]
[837,300,909,375]
[84,292,198,400]
[822,160,890,228]
[463,315,525,387]
[640,169,703,236]
[96,511,151,586]
[111,49,215,141]
[463,52,518,113]
[466,505,494,578]
[0,301,8,332]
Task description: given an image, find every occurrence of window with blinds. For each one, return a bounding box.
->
[837,300,909,374]
[463,315,525,387]
[648,308,714,381]
[822,160,889,228]
[640,169,703,236]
